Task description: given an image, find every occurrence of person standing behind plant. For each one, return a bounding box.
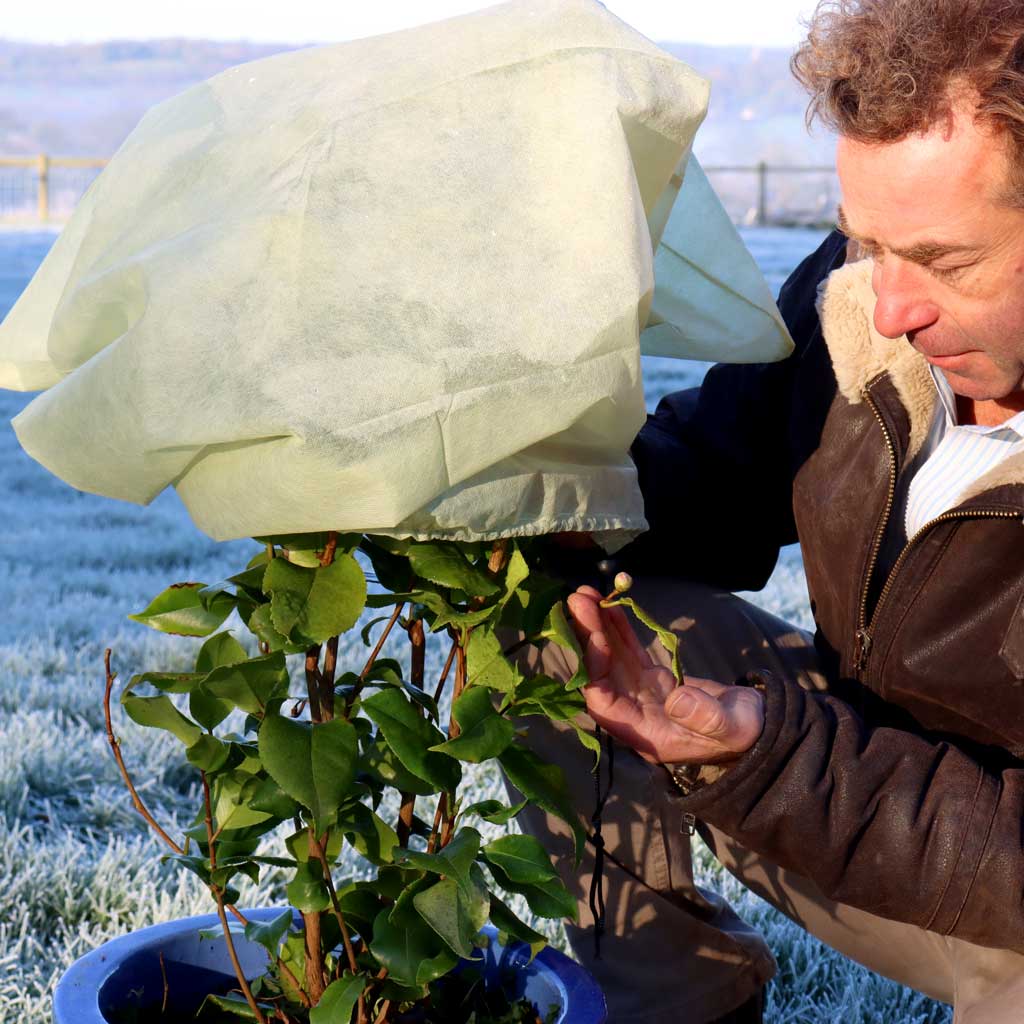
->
[507,2,1024,1021]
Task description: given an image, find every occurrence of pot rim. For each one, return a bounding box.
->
[53,908,607,1023]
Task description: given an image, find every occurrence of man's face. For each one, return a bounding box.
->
[836,105,1024,404]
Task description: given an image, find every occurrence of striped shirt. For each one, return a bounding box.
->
[904,367,1024,537]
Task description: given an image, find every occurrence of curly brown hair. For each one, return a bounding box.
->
[792,0,1024,185]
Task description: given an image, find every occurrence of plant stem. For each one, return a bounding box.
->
[396,794,415,848]
[396,618,427,846]
[487,538,510,575]
[310,830,367,1024]
[432,639,458,704]
[102,650,185,855]
[305,645,323,723]
[360,603,404,681]
[426,793,446,854]
[318,530,339,567]
[302,909,326,1004]
[345,601,405,715]
[321,635,339,720]
[202,772,268,1024]
[449,643,467,739]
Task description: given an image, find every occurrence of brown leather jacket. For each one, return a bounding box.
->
[622,230,1024,953]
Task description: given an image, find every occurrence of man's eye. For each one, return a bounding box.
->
[929,264,968,280]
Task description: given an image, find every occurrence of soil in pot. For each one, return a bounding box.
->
[106,963,558,1024]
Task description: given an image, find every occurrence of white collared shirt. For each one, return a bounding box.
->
[904,367,1024,538]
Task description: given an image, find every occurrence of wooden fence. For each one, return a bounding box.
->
[0,155,107,222]
[0,155,838,227]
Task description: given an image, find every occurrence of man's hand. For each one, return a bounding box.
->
[566,586,765,766]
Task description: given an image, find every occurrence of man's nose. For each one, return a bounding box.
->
[871,258,940,339]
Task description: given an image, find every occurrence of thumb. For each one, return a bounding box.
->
[665,687,729,740]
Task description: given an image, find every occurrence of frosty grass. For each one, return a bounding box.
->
[0,228,949,1022]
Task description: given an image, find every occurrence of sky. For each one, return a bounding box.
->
[2,0,818,49]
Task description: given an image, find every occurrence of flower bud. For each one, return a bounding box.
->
[613,571,633,594]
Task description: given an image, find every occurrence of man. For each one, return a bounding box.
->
[513,1,1024,1021]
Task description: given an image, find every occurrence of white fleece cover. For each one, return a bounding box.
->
[0,0,792,546]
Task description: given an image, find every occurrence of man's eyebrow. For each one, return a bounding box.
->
[836,204,978,264]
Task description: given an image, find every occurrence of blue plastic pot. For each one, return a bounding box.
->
[54,909,607,1023]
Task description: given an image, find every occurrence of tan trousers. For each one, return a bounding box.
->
[503,577,1024,1024]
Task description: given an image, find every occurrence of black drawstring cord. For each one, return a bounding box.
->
[587,725,615,959]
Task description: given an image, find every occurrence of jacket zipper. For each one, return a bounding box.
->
[854,388,1021,677]
[854,389,897,676]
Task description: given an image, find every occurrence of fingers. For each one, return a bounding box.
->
[566,589,604,635]
[665,686,729,740]
[662,684,765,758]
[605,603,655,669]
[567,586,653,672]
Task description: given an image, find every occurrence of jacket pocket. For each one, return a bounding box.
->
[999,587,1024,683]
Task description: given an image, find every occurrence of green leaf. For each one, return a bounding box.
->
[499,573,564,637]
[163,853,211,885]
[246,603,308,654]
[427,601,498,633]
[126,670,204,694]
[199,993,273,1020]
[228,564,269,593]
[310,974,366,1024]
[186,733,231,772]
[334,883,387,940]
[128,583,234,637]
[203,652,290,715]
[189,685,234,732]
[361,689,461,792]
[407,542,500,598]
[571,722,602,771]
[338,803,399,865]
[255,531,360,555]
[488,894,547,962]
[498,743,585,865]
[394,827,481,886]
[507,675,586,721]
[247,776,301,820]
[485,860,577,921]
[363,660,440,721]
[121,693,203,747]
[286,859,330,912]
[279,929,308,1003]
[211,857,260,890]
[370,907,459,987]
[482,835,559,885]
[196,631,249,673]
[412,867,489,958]
[243,908,293,958]
[459,798,527,825]
[430,687,515,763]
[466,629,520,694]
[602,595,683,683]
[360,615,393,646]
[263,554,367,644]
[502,548,531,601]
[359,538,413,594]
[212,773,275,831]
[540,602,588,690]
[259,715,358,822]
[360,742,435,796]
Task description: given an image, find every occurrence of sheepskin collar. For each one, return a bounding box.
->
[816,258,1024,502]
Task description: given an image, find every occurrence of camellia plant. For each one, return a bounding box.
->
[103,530,606,1024]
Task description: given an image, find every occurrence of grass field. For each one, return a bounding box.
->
[0,229,950,1022]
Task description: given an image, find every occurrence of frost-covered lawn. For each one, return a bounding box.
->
[0,228,949,1022]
